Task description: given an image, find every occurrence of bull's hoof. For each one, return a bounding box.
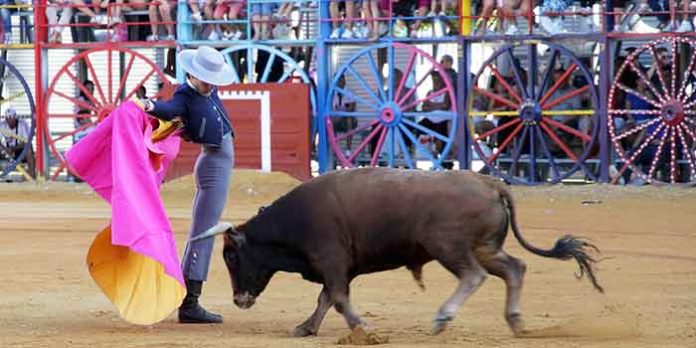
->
[506,313,525,336]
[293,324,317,337]
[431,316,452,335]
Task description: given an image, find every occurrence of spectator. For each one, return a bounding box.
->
[421,71,452,167]
[213,0,245,40]
[148,0,176,41]
[250,0,272,40]
[0,107,35,177]
[136,85,147,99]
[332,75,357,151]
[254,48,284,82]
[190,0,214,22]
[46,0,74,44]
[363,0,383,40]
[73,0,108,24]
[440,54,457,93]
[74,80,97,142]
[329,0,357,39]
[0,0,11,44]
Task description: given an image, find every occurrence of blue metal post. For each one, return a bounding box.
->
[599,37,611,182]
[176,0,190,83]
[458,36,471,170]
[317,0,330,173]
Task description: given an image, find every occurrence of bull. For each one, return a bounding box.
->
[196,167,602,336]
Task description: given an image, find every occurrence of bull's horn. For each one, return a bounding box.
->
[190,222,234,242]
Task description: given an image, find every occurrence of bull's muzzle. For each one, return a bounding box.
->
[233,292,256,309]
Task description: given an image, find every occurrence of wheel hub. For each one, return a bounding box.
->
[98,104,116,121]
[519,101,541,125]
[380,102,402,126]
[661,100,685,126]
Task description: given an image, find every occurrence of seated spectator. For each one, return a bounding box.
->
[440,54,457,91]
[0,107,35,178]
[420,71,452,167]
[332,75,357,150]
[213,0,245,40]
[329,0,357,39]
[148,0,176,41]
[136,85,147,99]
[190,0,214,22]
[73,0,108,25]
[74,80,97,142]
[46,0,73,43]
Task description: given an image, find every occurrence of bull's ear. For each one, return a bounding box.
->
[226,227,246,249]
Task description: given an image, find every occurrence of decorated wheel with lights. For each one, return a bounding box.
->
[468,42,599,184]
[609,37,696,185]
[0,57,35,180]
[44,47,174,180]
[325,42,457,170]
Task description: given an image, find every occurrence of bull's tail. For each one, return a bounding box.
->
[496,184,604,293]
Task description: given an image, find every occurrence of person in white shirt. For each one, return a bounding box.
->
[0,107,34,177]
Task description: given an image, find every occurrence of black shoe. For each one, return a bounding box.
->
[178,279,223,324]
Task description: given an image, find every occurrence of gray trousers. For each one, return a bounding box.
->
[182,134,234,281]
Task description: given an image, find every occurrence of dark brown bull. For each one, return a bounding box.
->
[200,167,602,336]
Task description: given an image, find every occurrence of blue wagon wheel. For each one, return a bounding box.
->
[326,42,457,170]
[609,37,696,185]
[0,57,35,180]
[468,42,600,184]
[219,44,316,128]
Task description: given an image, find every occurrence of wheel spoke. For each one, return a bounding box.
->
[527,44,538,100]
[124,68,156,101]
[613,122,667,183]
[648,46,670,99]
[335,87,381,111]
[536,124,562,180]
[395,51,417,104]
[65,69,102,108]
[401,118,450,144]
[260,52,277,83]
[508,125,529,178]
[609,109,662,116]
[84,55,108,106]
[539,63,578,105]
[473,86,518,109]
[627,59,666,103]
[52,90,99,114]
[397,68,433,106]
[394,126,414,168]
[677,125,696,179]
[539,121,578,161]
[115,54,136,104]
[107,50,113,103]
[506,48,529,99]
[333,118,379,142]
[50,121,95,143]
[278,66,295,84]
[346,66,382,105]
[401,87,449,112]
[474,117,522,142]
[616,83,662,109]
[671,39,677,99]
[646,126,670,180]
[488,122,525,164]
[669,126,677,183]
[542,117,592,143]
[538,48,559,101]
[398,123,438,163]
[677,45,696,100]
[613,118,661,141]
[347,123,384,163]
[490,64,523,104]
[366,52,387,103]
[247,47,254,83]
[542,85,589,110]
[370,126,388,166]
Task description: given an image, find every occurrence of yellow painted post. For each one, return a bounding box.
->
[460,0,471,35]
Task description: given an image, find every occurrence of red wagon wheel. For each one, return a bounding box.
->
[609,37,696,184]
[44,47,173,180]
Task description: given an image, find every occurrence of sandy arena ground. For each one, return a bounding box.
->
[1,170,695,347]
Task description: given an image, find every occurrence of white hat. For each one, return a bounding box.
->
[4,107,17,119]
[179,46,235,86]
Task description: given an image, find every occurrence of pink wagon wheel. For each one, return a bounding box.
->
[325,42,458,170]
[44,47,174,180]
[609,37,696,185]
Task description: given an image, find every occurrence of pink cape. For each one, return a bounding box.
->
[66,102,186,324]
